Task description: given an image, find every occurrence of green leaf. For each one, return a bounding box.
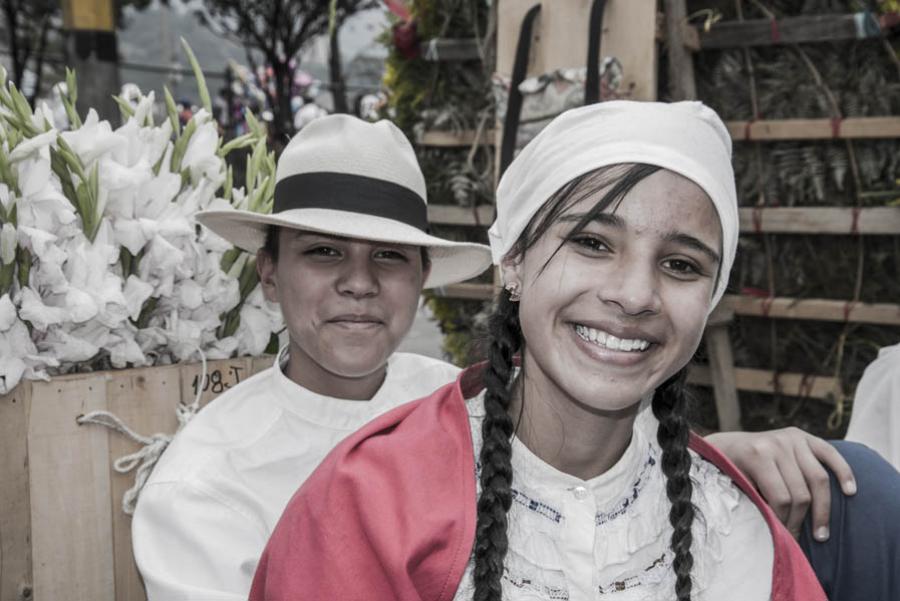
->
[63,69,82,128]
[170,118,197,173]
[15,247,30,289]
[180,38,212,115]
[163,86,180,136]
[245,109,265,138]
[0,262,14,294]
[223,164,233,201]
[113,95,135,121]
[217,133,255,157]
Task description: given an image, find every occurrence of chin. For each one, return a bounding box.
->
[326,353,392,379]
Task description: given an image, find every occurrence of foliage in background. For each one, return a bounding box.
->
[381,0,495,365]
[687,0,900,436]
[0,42,282,394]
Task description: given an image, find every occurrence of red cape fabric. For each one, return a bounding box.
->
[250,365,825,601]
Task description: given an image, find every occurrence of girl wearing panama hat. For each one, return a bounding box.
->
[249,102,828,601]
[131,114,494,600]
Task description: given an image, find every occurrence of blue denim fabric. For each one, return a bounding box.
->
[799,441,900,601]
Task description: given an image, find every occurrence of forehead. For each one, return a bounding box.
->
[567,169,722,244]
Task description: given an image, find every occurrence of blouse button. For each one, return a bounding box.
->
[572,486,589,500]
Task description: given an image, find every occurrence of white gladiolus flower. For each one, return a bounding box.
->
[18,287,69,331]
[0,294,17,331]
[8,130,56,163]
[0,77,283,388]
[60,109,126,167]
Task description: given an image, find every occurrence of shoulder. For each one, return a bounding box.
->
[253,373,478,601]
[386,352,462,398]
[146,367,283,485]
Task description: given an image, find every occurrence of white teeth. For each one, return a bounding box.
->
[574,324,650,353]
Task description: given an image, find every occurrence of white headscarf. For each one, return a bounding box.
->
[488,100,738,310]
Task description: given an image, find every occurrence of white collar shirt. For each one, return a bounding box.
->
[132,347,461,600]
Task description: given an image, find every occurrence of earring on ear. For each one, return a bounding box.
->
[505,282,521,302]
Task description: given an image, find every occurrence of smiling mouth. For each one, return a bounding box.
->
[573,324,652,353]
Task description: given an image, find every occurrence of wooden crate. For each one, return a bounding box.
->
[0,356,273,601]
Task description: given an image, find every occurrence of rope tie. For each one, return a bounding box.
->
[76,346,209,515]
[769,18,781,43]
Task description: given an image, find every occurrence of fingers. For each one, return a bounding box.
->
[746,458,794,527]
[795,442,833,542]
[807,436,857,496]
[774,452,812,538]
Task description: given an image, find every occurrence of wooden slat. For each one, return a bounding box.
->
[704,325,741,430]
[688,365,842,401]
[105,365,181,601]
[250,355,275,376]
[417,129,495,147]
[0,384,33,601]
[727,117,900,141]
[698,12,899,49]
[427,204,494,226]
[178,357,254,411]
[28,374,115,601]
[738,206,900,234]
[426,205,900,235]
[421,38,482,62]
[721,295,900,325]
[663,0,698,100]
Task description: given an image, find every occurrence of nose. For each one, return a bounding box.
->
[336,248,379,298]
[598,256,661,317]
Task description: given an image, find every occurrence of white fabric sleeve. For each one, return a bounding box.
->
[845,343,900,470]
[132,480,268,601]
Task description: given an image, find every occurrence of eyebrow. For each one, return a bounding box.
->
[559,212,721,264]
[663,232,721,265]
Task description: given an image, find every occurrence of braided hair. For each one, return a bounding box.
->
[472,164,699,600]
[652,369,696,601]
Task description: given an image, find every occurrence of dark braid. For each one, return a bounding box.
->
[651,368,696,601]
[473,291,522,601]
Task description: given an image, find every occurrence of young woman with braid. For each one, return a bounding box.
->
[249,102,826,601]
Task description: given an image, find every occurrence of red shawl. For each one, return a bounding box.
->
[250,365,825,601]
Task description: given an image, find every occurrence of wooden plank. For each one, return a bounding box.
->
[417,129,495,147]
[698,12,898,49]
[105,365,182,601]
[663,0,697,100]
[179,357,254,411]
[0,384,33,601]
[688,365,842,401]
[704,324,741,431]
[28,374,114,601]
[738,206,900,235]
[722,294,900,325]
[727,117,900,141]
[428,205,900,235]
[427,204,494,227]
[250,355,275,376]
[421,38,482,62]
[496,0,657,100]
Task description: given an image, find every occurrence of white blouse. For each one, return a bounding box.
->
[454,393,774,601]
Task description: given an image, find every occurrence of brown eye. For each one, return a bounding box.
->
[570,235,610,253]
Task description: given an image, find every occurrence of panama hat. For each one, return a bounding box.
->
[196,114,492,288]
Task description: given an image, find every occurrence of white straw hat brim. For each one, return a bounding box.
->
[197,208,493,288]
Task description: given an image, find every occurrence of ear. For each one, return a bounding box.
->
[499,253,523,291]
[256,248,280,304]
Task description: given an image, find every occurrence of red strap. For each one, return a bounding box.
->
[752,206,764,234]
[770,19,782,43]
[830,117,842,139]
[842,300,857,322]
[850,206,861,234]
[744,118,755,141]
